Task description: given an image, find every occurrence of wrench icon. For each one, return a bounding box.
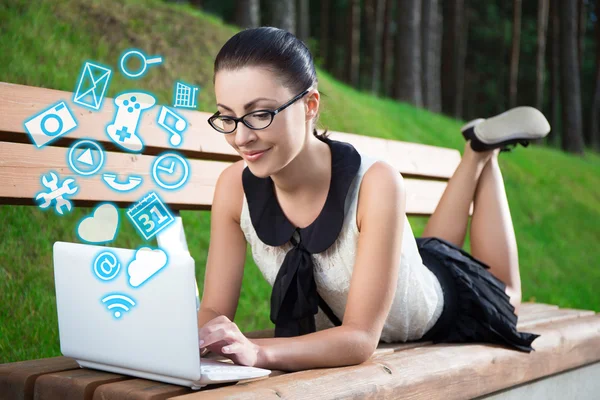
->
[35,172,79,215]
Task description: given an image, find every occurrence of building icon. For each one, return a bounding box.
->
[173,81,200,109]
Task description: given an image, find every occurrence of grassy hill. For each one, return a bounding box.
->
[1,0,599,363]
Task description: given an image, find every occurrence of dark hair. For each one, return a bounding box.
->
[213,26,330,142]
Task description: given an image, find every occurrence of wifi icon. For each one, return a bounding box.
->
[101,293,136,319]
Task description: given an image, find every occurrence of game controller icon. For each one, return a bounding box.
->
[106,92,156,153]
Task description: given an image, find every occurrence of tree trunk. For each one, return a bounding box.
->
[363,0,385,94]
[535,0,549,112]
[321,0,335,73]
[395,0,423,107]
[346,0,361,86]
[441,0,467,118]
[235,0,260,29]
[559,0,585,154]
[421,0,442,112]
[380,0,394,97]
[578,0,586,72]
[297,0,310,43]
[509,0,522,109]
[272,0,296,35]
[549,0,561,147]
[590,0,600,151]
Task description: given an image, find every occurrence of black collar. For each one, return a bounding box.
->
[242,136,362,337]
[242,136,362,253]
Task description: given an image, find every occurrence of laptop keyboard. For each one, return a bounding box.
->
[200,359,259,376]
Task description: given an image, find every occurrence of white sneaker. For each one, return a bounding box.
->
[461,107,551,152]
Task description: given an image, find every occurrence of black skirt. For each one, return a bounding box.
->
[415,236,540,353]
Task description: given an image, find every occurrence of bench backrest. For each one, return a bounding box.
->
[0,81,462,215]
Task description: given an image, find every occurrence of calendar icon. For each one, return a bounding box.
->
[127,192,175,240]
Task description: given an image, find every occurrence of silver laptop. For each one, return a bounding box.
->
[53,241,271,390]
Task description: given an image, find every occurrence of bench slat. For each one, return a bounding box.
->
[0,142,450,215]
[517,308,596,329]
[34,369,131,400]
[167,314,600,400]
[0,82,461,180]
[0,357,79,400]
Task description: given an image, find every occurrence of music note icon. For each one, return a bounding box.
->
[157,106,187,147]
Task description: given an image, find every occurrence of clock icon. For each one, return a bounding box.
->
[151,153,189,190]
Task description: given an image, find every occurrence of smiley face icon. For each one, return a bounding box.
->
[151,153,189,190]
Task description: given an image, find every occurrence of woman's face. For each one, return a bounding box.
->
[213,66,317,178]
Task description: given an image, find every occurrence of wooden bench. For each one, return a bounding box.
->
[1,81,599,400]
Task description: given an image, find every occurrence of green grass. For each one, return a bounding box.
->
[1,0,599,363]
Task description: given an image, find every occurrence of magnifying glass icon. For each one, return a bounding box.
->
[119,49,163,79]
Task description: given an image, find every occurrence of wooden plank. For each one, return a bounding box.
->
[333,131,461,180]
[34,369,131,400]
[517,308,596,329]
[518,302,560,314]
[167,314,600,400]
[0,82,461,179]
[0,141,448,215]
[0,357,79,400]
[90,378,194,400]
[0,141,226,211]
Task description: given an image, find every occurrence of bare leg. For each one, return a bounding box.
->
[422,143,494,247]
[470,150,522,314]
[423,142,522,314]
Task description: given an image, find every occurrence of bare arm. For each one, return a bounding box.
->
[197,161,247,331]
[249,162,407,371]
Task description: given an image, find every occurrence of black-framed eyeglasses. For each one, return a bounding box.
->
[208,88,311,134]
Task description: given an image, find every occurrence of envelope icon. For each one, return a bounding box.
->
[73,61,112,111]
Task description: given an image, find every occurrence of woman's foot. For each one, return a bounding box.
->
[461,107,551,152]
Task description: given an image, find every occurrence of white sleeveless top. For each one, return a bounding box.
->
[239,150,444,342]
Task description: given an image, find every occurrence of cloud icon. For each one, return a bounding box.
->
[127,247,168,288]
[77,203,119,243]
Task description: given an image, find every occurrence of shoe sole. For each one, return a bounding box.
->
[474,106,551,145]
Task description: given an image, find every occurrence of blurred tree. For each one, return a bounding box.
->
[297,0,310,43]
[395,0,423,106]
[535,0,549,112]
[560,0,585,154]
[549,0,561,147]
[362,0,384,94]
[236,0,260,28]
[271,0,296,34]
[590,0,600,150]
[442,0,467,118]
[346,0,361,86]
[509,0,522,109]
[380,0,394,98]
[579,0,587,71]
[189,0,203,7]
[422,0,442,112]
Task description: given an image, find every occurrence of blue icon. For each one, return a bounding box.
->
[127,192,175,240]
[127,247,168,288]
[93,251,121,281]
[119,49,162,79]
[73,61,112,110]
[35,171,79,215]
[24,101,78,148]
[151,153,189,190]
[157,106,187,147]
[68,139,105,176]
[106,91,155,153]
[173,81,200,109]
[101,293,136,319]
[102,173,143,192]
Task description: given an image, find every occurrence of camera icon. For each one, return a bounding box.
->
[24,101,78,148]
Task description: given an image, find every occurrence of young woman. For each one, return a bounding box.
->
[196,27,546,372]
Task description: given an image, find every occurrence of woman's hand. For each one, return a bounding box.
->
[198,315,262,367]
